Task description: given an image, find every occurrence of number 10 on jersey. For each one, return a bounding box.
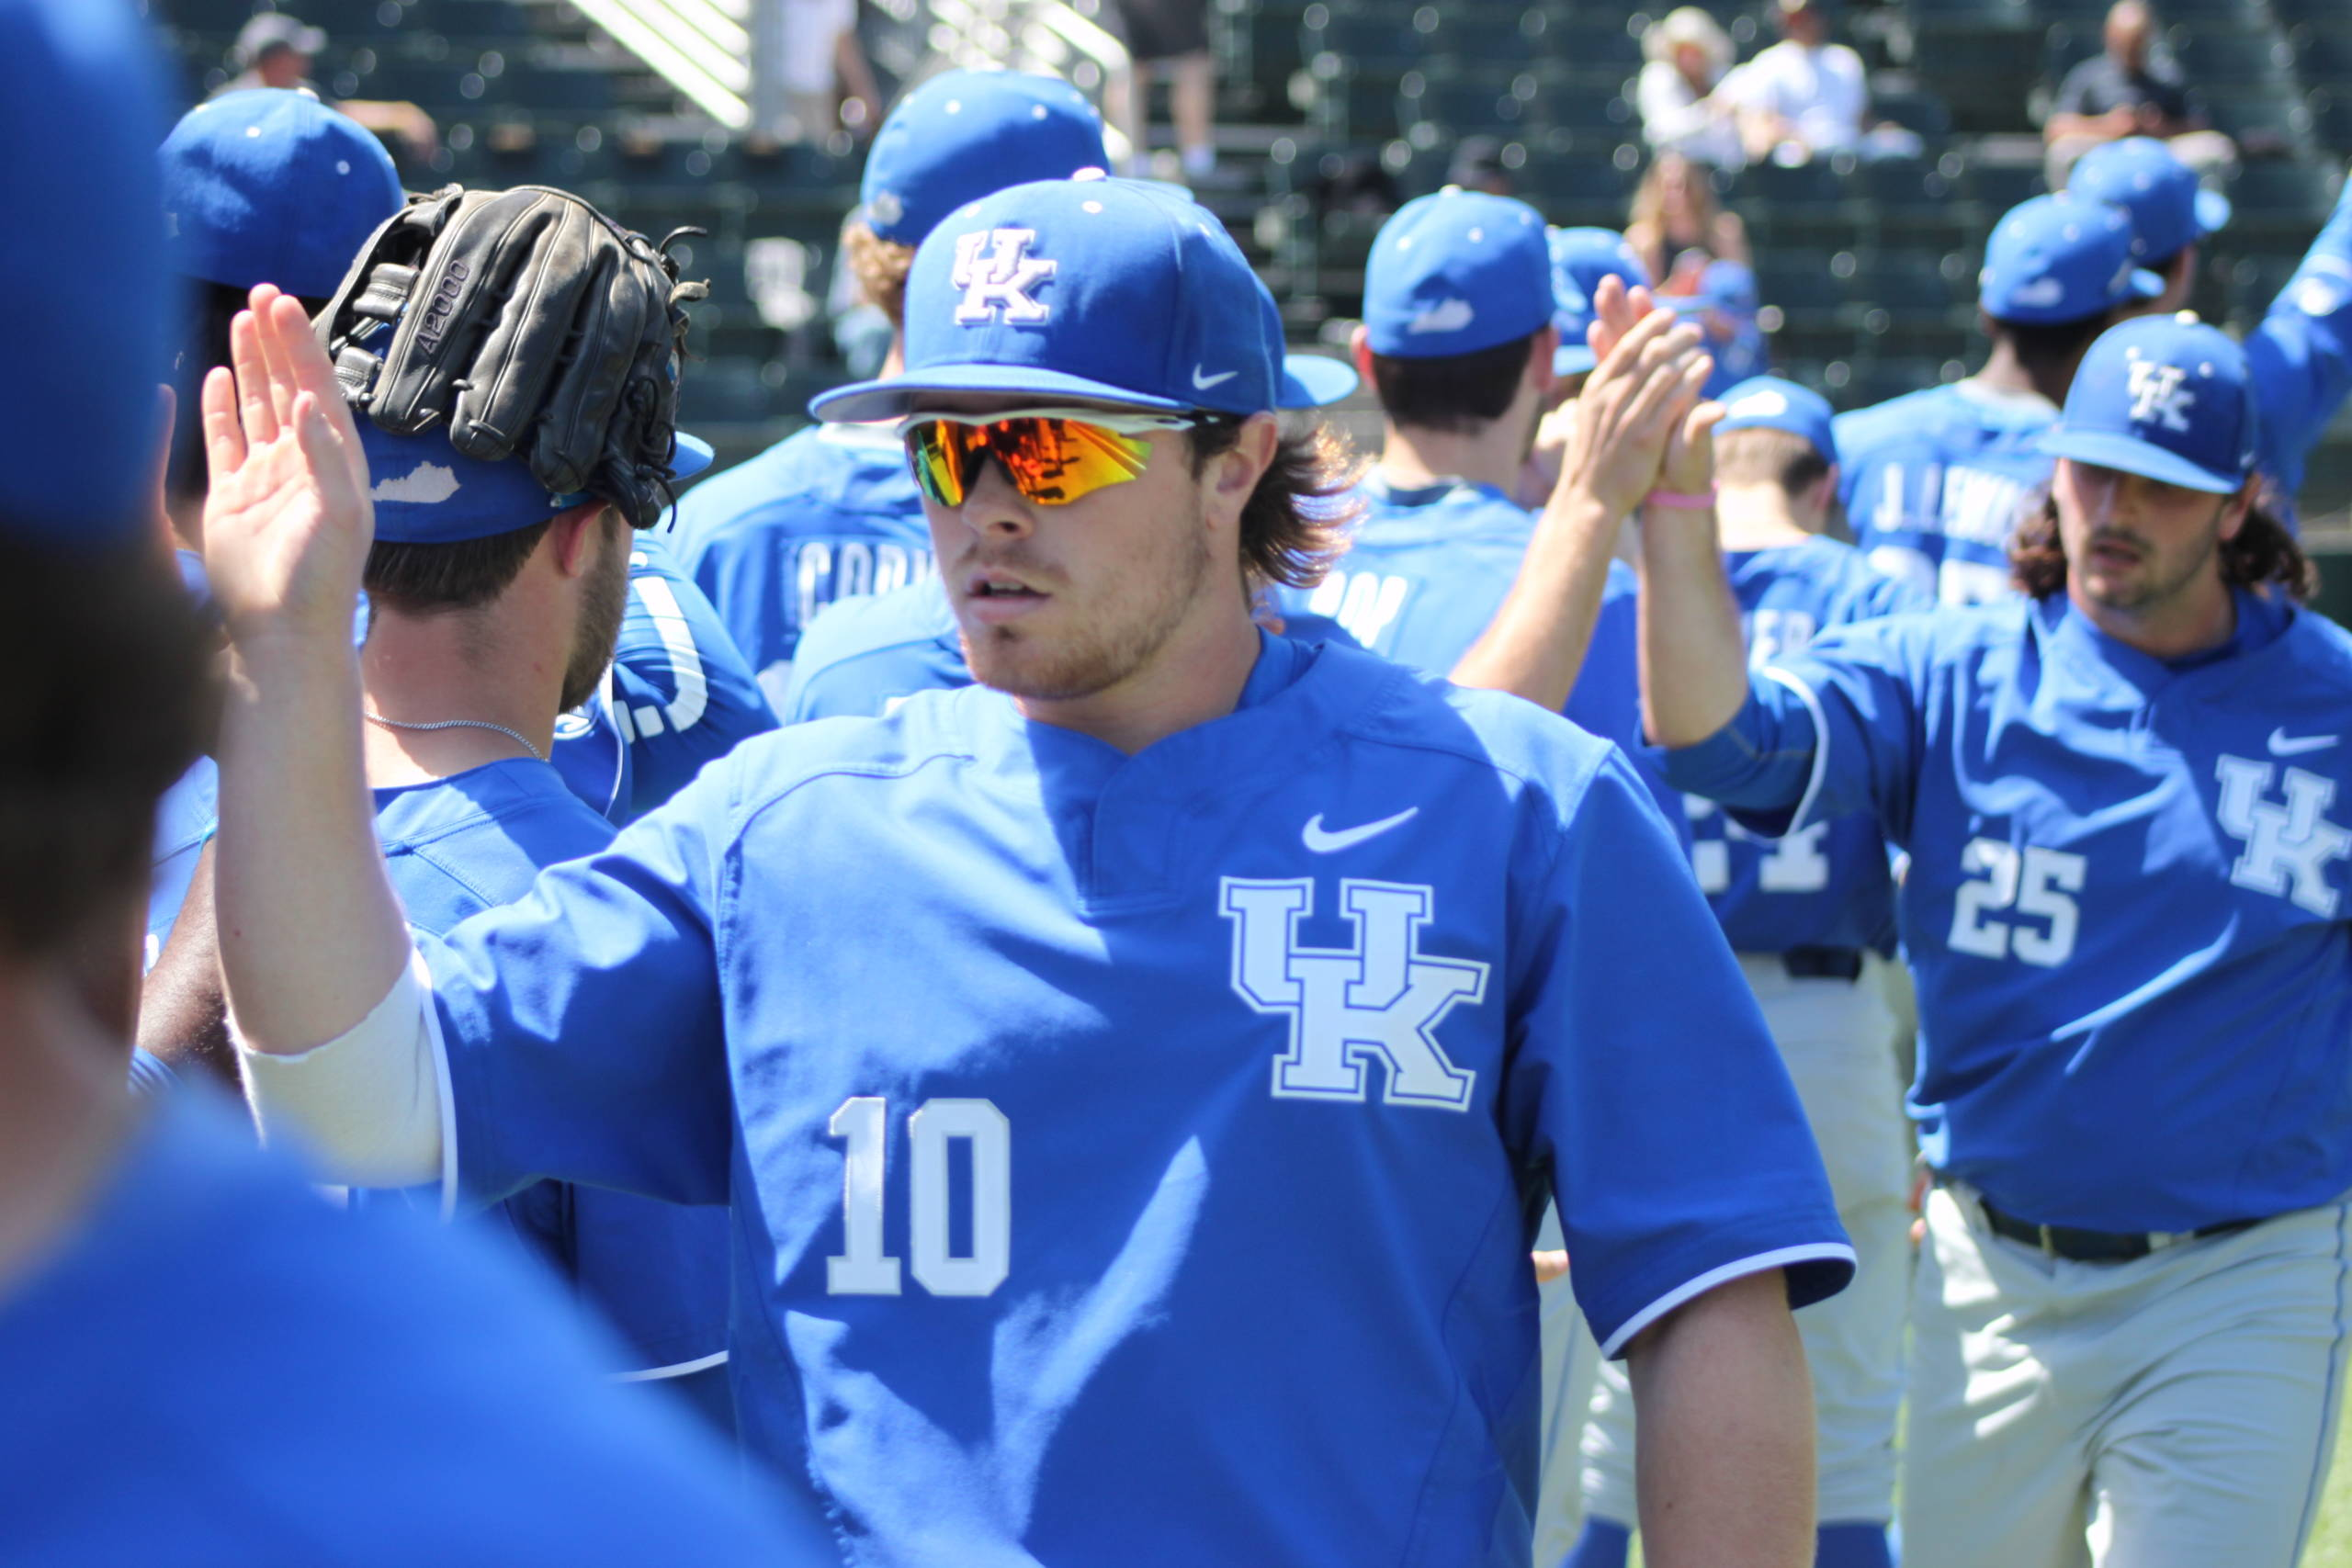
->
[827,1097,1012,1297]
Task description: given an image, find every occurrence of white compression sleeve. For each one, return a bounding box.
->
[236,946,447,1188]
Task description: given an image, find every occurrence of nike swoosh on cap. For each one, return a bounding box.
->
[1192,366,1238,389]
[2267,727,2338,756]
[1301,807,1419,853]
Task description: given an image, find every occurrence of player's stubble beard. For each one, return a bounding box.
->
[957,501,1215,704]
[2071,509,2223,615]
[560,512,632,713]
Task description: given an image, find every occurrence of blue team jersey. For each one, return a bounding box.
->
[552,533,778,826]
[1274,476,1687,844]
[371,760,730,1379]
[0,1095,804,1566]
[1835,378,2058,608]
[416,635,1851,1566]
[1693,536,1930,953]
[669,422,934,707]
[1666,589,2352,1234]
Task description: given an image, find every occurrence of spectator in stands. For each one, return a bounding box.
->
[1107,0,1224,184]
[2064,134,2231,313]
[1626,151,1750,295]
[1636,7,1744,170]
[219,12,437,161]
[762,0,881,141]
[1729,0,1868,164]
[2043,0,2235,187]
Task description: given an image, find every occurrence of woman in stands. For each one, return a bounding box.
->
[1626,149,1751,294]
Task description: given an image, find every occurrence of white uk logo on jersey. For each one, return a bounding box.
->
[950,228,1057,325]
[2126,360,2196,433]
[1222,877,1486,1111]
[2215,756,2351,918]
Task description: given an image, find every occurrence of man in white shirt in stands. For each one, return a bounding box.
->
[1726,0,1868,164]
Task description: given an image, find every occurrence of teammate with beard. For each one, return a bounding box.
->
[211,173,1851,1566]
[344,407,737,1424]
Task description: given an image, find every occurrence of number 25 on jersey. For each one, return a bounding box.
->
[1947,839,2085,966]
[827,1097,1011,1297]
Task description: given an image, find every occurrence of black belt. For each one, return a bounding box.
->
[1975,1195,2264,1264]
[1780,945,1864,981]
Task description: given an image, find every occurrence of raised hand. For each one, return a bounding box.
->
[200,284,375,653]
[1554,297,1713,521]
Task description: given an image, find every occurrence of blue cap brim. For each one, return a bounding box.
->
[673,432,714,480]
[1279,353,1358,409]
[2195,188,2233,237]
[2129,267,2166,302]
[2037,428,2242,494]
[812,364,1199,423]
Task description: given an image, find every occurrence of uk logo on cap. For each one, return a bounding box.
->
[2039,313,2257,494]
[951,229,1057,324]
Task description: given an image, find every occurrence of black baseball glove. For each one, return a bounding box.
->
[315,185,708,528]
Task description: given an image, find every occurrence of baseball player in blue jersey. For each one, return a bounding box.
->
[210,172,1855,1567]
[345,417,733,1422]
[1838,192,2162,606]
[672,71,1108,704]
[0,3,800,1560]
[1284,195,1686,828]
[779,276,1363,720]
[2069,137,2352,532]
[1562,378,1930,1568]
[1633,311,2352,1566]
[550,530,778,825]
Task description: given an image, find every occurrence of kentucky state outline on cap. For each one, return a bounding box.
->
[858,71,1107,248]
[1363,188,1553,359]
[811,174,1277,423]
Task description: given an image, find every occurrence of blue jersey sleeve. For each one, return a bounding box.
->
[1507,751,1853,1354]
[603,536,777,820]
[427,764,740,1210]
[2245,176,2352,505]
[1662,614,1931,844]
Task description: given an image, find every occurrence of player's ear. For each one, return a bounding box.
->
[1349,324,1374,383]
[1529,324,1560,398]
[545,500,609,580]
[1200,413,1279,532]
[2217,479,2258,543]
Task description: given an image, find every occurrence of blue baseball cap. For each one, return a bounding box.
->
[1979,193,2164,325]
[361,424,713,542]
[3,0,175,544]
[1549,226,1654,376]
[812,175,1277,422]
[1363,188,1552,359]
[858,71,1108,247]
[2037,313,2256,494]
[162,89,405,300]
[2065,137,2230,266]
[1714,375,1838,465]
[1260,281,1357,408]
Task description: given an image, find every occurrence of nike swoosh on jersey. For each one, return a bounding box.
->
[1301,807,1419,853]
[1191,366,1238,389]
[2268,728,2338,756]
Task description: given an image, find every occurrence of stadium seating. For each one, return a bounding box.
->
[153,0,2352,525]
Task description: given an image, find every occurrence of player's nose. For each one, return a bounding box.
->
[954,458,1037,542]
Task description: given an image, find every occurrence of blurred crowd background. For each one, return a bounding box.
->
[149,0,2352,613]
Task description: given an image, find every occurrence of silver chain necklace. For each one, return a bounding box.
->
[366,712,547,764]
